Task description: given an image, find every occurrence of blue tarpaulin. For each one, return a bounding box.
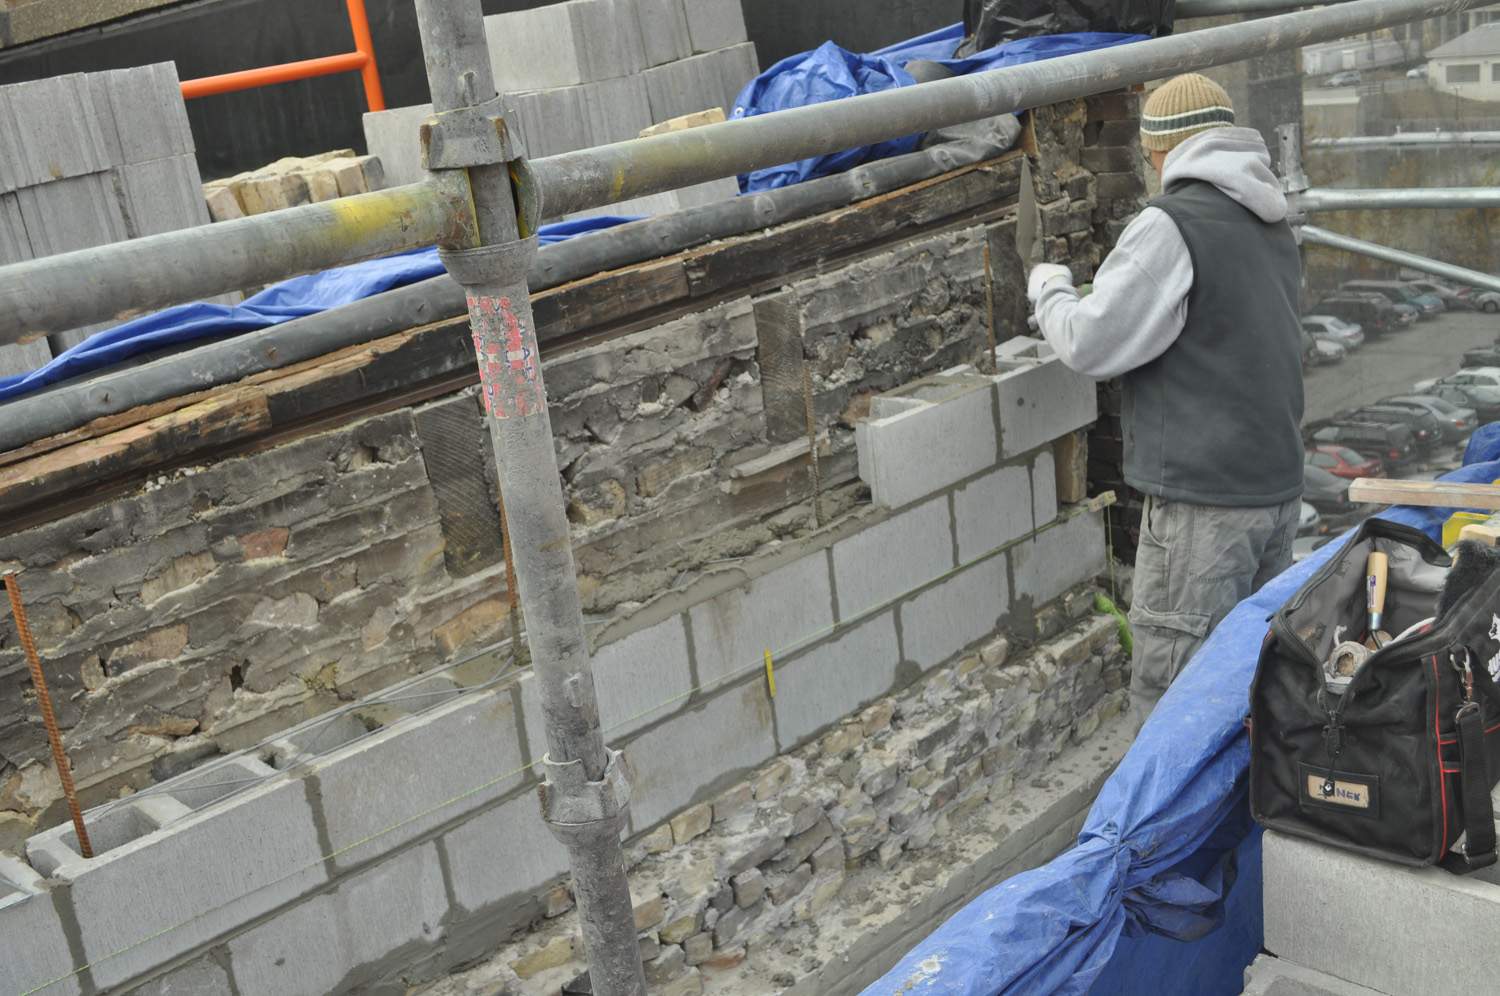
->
[866,455,1500,995]
[0,216,636,403]
[732,24,1145,192]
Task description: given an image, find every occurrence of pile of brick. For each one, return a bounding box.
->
[0,62,213,367]
[362,0,751,220]
[202,150,386,221]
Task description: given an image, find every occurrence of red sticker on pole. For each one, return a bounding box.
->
[468,293,543,420]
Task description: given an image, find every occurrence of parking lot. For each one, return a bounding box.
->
[1303,311,1500,425]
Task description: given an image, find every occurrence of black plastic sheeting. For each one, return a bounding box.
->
[959,0,1175,55]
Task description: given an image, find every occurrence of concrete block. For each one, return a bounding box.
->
[0,191,27,263]
[716,41,760,114]
[773,611,902,749]
[361,103,433,189]
[642,47,750,123]
[636,0,693,67]
[227,841,450,996]
[0,339,51,379]
[0,885,81,996]
[26,774,329,991]
[439,791,569,915]
[484,0,647,92]
[88,62,194,167]
[674,177,740,209]
[14,172,128,258]
[991,339,1097,459]
[952,463,1035,565]
[511,75,653,158]
[1242,954,1389,996]
[1031,448,1059,528]
[624,679,777,831]
[832,498,953,620]
[1263,828,1500,996]
[591,614,694,739]
[684,0,748,53]
[899,555,1009,670]
[119,155,212,234]
[0,74,112,192]
[1009,510,1106,610]
[855,372,999,510]
[305,687,530,870]
[131,955,235,995]
[688,552,835,689]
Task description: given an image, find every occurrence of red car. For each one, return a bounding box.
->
[1306,444,1384,480]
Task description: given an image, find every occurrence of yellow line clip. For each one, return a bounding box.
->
[764,649,777,698]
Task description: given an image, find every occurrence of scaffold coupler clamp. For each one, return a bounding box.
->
[418,94,545,238]
[538,748,633,845]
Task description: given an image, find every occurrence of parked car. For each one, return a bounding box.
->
[1406,65,1429,80]
[1463,347,1500,368]
[1303,463,1354,512]
[1301,314,1364,350]
[1314,294,1403,335]
[1349,404,1444,451]
[1306,444,1384,480]
[1305,334,1346,366]
[1413,369,1500,422]
[1404,279,1473,310]
[1341,280,1444,317]
[1471,290,1500,314]
[1298,501,1324,537]
[1307,420,1417,468]
[1324,70,1362,87]
[1379,394,1477,443]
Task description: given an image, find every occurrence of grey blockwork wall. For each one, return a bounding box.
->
[0,62,227,363]
[0,340,1104,996]
[362,0,750,217]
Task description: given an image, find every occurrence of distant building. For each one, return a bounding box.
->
[1303,37,1412,76]
[1427,23,1500,100]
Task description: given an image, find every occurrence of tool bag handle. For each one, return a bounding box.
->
[1442,698,1497,873]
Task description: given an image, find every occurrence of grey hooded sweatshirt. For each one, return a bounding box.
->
[1033,127,1290,378]
[1034,126,1305,507]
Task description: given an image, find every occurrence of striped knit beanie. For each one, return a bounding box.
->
[1140,74,1235,152]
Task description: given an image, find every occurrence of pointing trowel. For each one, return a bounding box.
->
[1016,156,1043,333]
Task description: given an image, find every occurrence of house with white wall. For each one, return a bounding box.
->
[1427,23,1500,100]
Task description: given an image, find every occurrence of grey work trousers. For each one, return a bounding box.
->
[1128,494,1300,731]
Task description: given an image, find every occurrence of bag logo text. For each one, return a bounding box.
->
[1305,773,1372,809]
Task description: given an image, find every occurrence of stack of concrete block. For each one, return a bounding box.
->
[0,62,217,362]
[203,150,387,221]
[363,0,754,221]
[1261,822,1500,994]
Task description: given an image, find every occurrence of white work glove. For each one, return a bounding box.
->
[1027,263,1073,305]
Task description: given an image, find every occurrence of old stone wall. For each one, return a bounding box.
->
[0,94,1146,857]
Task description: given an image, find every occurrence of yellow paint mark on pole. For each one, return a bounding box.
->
[764,649,777,699]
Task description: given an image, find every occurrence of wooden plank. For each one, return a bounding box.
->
[683,156,1023,298]
[0,391,271,514]
[1348,478,1500,510]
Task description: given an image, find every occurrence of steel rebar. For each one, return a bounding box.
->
[1300,187,1500,211]
[4,573,93,859]
[528,0,1482,218]
[412,2,646,993]
[1300,225,1500,294]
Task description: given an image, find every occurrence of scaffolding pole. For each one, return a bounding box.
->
[0,0,1484,346]
[1299,187,1500,211]
[1300,225,1500,294]
[1310,131,1500,148]
[410,3,647,994]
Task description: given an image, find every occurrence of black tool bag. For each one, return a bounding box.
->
[1250,518,1500,873]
